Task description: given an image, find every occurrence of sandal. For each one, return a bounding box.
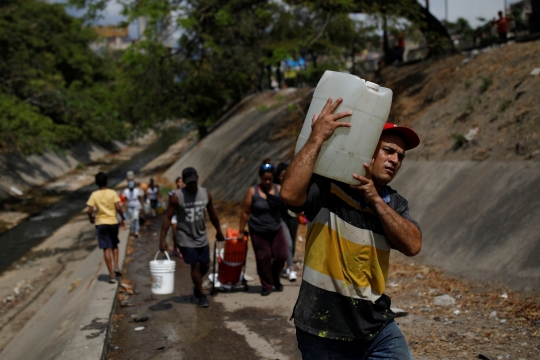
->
[109,277,117,284]
[114,268,123,277]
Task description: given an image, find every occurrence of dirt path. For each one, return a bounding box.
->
[387,253,540,360]
[108,213,303,360]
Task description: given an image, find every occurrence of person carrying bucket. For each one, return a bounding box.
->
[123,179,144,238]
[147,178,160,217]
[280,97,422,359]
[159,167,225,308]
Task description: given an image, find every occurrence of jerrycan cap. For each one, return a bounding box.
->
[365,81,380,92]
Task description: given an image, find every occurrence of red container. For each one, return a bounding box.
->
[217,256,243,285]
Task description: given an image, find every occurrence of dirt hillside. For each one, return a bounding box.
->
[369,40,540,162]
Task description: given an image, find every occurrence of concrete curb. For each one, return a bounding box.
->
[60,228,129,360]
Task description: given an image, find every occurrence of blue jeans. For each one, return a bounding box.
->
[296,321,414,360]
[127,206,140,234]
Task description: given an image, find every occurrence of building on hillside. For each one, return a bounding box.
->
[137,16,176,48]
[509,0,536,35]
[91,26,132,52]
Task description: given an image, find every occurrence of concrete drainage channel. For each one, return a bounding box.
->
[0,127,188,273]
[0,127,189,359]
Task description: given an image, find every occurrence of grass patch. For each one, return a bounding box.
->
[286,104,297,113]
[451,133,468,149]
[498,99,512,112]
[160,186,173,196]
[479,76,493,93]
[464,80,472,89]
[256,104,269,112]
[464,99,475,113]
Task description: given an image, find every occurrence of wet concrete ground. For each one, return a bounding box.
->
[108,215,302,360]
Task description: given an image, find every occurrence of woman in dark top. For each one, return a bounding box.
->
[238,159,287,296]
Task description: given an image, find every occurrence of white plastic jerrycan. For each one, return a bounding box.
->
[294,71,393,184]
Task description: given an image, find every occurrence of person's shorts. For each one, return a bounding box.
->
[171,215,177,225]
[150,199,158,209]
[179,245,210,265]
[96,224,120,249]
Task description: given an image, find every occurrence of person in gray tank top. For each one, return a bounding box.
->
[159,167,225,308]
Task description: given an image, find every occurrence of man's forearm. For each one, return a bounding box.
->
[160,218,171,242]
[209,214,222,235]
[281,137,323,206]
[371,200,421,256]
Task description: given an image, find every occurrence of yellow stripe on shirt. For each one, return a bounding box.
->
[304,215,390,298]
[330,183,375,215]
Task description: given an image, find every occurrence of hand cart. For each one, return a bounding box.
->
[210,229,249,295]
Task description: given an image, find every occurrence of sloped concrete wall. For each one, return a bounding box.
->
[163,88,314,201]
[391,160,540,292]
[0,142,124,200]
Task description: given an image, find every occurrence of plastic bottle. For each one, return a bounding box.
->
[294,71,393,184]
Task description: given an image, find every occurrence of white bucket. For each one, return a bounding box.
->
[149,251,176,295]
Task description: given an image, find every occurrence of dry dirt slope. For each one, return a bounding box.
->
[369,40,540,162]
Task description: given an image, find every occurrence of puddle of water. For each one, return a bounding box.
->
[0,127,189,273]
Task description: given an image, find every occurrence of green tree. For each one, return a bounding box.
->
[445,17,474,41]
[0,0,125,154]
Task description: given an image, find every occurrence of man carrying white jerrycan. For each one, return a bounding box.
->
[159,167,225,308]
[280,97,422,359]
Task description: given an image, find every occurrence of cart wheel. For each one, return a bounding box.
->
[243,283,249,292]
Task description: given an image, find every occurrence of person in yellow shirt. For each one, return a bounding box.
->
[87,172,127,284]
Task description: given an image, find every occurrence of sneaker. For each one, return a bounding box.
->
[109,277,117,284]
[261,289,271,296]
[288,270,297,282]
[198,295,209,308]
[114,268,123,277]
[274,283,284,292]
[134,232,139,238]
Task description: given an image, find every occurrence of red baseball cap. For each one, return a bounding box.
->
[382,123,420,151]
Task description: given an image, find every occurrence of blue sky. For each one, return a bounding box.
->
[426,0,521,27]
[56,0,522,38]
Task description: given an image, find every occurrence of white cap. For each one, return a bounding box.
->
[365,81,380,92]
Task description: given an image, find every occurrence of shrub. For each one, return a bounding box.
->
[498,99,512,112]
[479,76,493,93]
[451,133,468,149]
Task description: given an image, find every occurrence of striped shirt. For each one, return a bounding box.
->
[289,174,420,341]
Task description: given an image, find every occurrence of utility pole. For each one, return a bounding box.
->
[445,0,448,22]
[426,0,430,12]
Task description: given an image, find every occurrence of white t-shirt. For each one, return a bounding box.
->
[123,188,142,208]
[147,186,159,200]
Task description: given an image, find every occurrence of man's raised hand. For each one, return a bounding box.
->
[310,97,352,144]
[351,160,381,206]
